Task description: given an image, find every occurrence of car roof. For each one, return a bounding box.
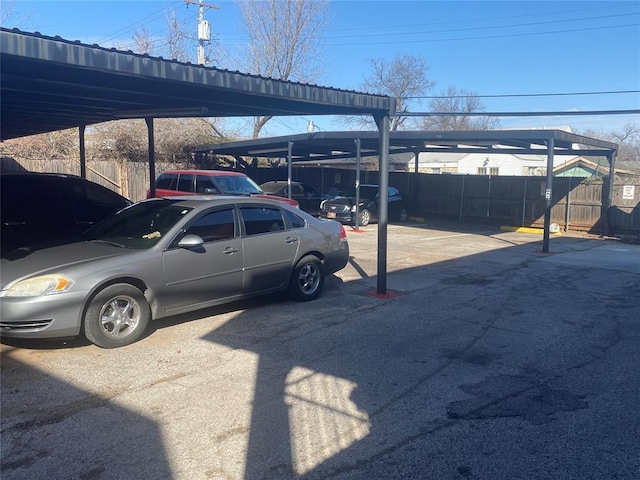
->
[158,170,247,177]
[143,195,299,209]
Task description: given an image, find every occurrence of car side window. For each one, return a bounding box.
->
[184,208,235,243]
[291,184,303,196]
[283,209,306,229]
[195,175,219,194]
[156,174,177,190]
[302,185,316,196]
[240,206,285,235]
[177,174,194,193]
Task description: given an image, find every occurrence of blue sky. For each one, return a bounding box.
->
[3,0,639,136]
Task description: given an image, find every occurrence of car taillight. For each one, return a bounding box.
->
[339,224,347,241]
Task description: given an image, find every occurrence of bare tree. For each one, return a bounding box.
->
[582,123,640,165]
[89,118,227,163]
[166,10,190,62]
[237,0,329,138]
[356,53,435,131]
[0,0,34,29]
[132,27,154,56]
[420,86,500,130]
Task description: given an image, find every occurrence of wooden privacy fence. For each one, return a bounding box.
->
[10,159,640,236]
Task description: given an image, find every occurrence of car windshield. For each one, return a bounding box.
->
[259,183,284,194]
[213,176,263,195]
[345,186,378,199]
[81,200,193,249]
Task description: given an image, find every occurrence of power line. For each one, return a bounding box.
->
[406,90,640,100]
[97,1,183,45]
[399,110,640,118]
[322,22,639,47]
[323,12,639,41]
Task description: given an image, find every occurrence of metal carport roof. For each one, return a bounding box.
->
[195,129,619,257]
[194,129,618,162]
[0,28,394,141]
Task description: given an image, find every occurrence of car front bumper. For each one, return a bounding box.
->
[0,290,87,339]
[319,211,354,224]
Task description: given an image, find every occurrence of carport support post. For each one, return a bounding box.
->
[374,114,391,295]
[287,141,293,199]
[543,137,554,253]
[79,125,87,178]
[146,117,156,198]
[604,151,617,236]
[354,138,361,230]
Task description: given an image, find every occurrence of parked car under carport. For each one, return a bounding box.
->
[319,185,408,226]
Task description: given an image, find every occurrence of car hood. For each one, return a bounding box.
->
[0,241,128,286]
[325,196,371,205]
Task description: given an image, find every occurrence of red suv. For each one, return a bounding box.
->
[147,170,299,208]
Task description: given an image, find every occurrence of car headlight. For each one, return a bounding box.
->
[320,200,326,209]
[1,274,74,297]
[351,205,357,212]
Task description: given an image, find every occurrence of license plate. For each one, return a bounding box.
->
[327,212,336,218]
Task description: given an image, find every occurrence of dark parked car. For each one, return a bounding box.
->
[1,172,132,260]
[260,181,329,216]
[319,184,407,226]
[147,169,299,208]
[0,196,349,348]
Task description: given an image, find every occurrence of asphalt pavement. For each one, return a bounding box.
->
[2,220,639,480]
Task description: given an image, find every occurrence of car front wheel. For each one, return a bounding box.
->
[357,208,371,226]
[84,283,150,348]
[289,255,324,301]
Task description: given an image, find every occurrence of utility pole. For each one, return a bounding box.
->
[184,0,219,65]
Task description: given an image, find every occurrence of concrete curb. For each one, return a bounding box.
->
[500,225,562,235]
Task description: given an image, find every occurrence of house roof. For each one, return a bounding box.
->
[0,28,395,141]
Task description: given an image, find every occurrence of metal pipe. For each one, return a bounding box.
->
[543,137,554,253]
[78,125,86,178]
[354,138,361,231]
[374,114,390,295]
[146,117,156,198]
[287,141,293,199]
[521,175,527,226]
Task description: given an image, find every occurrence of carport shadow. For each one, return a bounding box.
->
[0,347,173,479]
[199,231,640,479]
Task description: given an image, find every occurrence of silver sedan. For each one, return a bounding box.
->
[0,196,349,348]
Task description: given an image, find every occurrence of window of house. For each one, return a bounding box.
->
[477,167,487,175]
[432,168,441,174]
[489,167,499,176]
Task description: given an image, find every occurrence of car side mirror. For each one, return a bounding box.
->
[178,234,204,248]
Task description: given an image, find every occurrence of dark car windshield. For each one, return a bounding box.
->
[345,186,379,200]
[81,200,193,249]
[259,182,284,195]
[213,176,263,195]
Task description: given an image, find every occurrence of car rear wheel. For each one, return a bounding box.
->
[289,255,324,302]
[357,208,371,226]
[84,283,150,348]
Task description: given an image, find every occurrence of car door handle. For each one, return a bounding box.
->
[223,247,239,254]
[285,237,298,244]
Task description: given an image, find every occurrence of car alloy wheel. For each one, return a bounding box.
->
[289,255,324,301]
[84,283,150,348]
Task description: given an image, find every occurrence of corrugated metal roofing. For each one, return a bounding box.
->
[0,28,395,140]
